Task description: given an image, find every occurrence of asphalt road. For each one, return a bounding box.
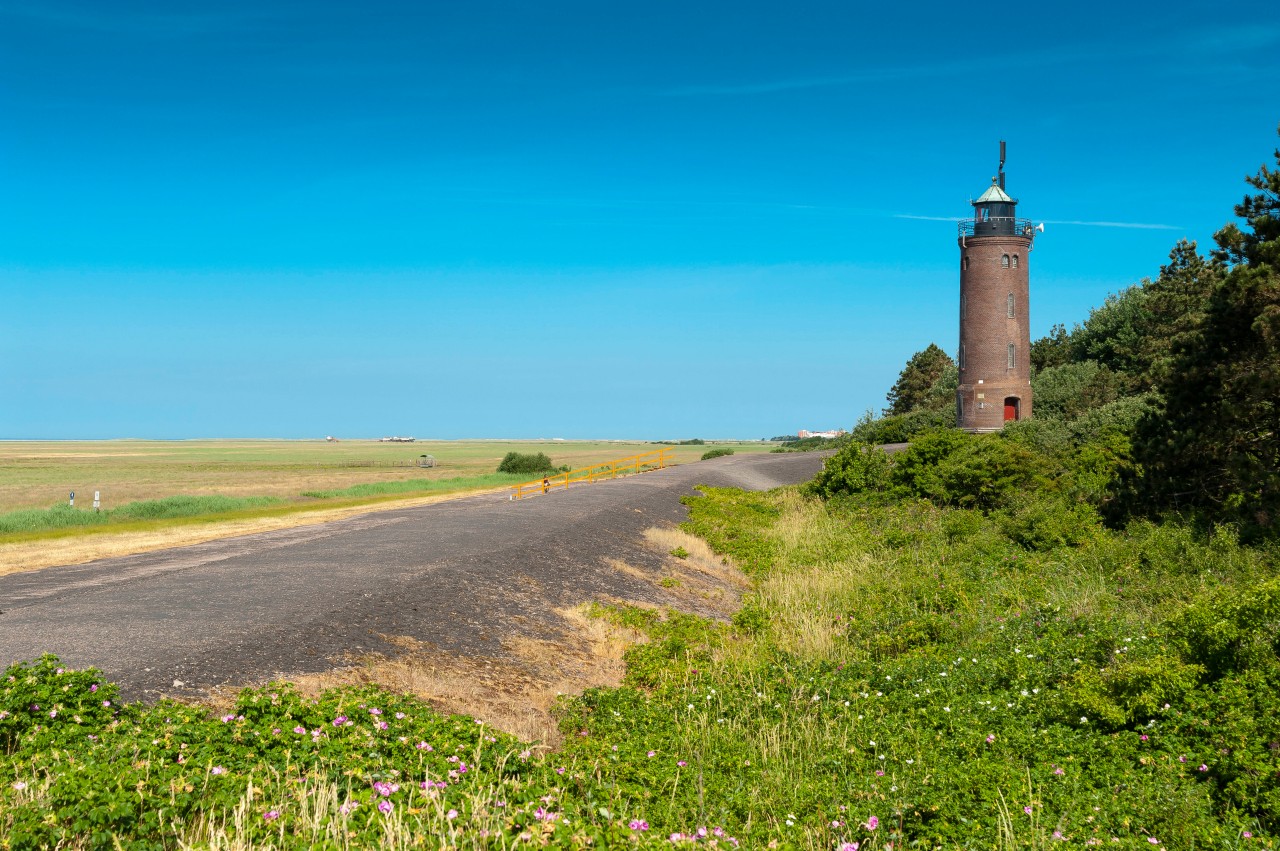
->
[0,452,826,701]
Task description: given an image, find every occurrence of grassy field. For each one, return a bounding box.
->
[0,439,771,515]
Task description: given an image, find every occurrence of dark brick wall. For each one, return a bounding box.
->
[957,234,1033,431]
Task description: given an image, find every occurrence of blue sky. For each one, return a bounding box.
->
[3,1,1278,439]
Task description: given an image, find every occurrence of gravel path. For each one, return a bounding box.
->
[0,452,825,701]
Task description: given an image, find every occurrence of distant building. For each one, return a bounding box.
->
[798,429,846,440]
[379,436,416,443]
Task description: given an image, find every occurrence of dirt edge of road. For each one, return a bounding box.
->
[188,525,742,747]
[0,487,514,578]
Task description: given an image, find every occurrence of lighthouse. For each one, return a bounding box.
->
[957,141,1036,432]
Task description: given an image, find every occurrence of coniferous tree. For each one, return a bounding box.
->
[1129,129,1280,535]
[884,344,955,415]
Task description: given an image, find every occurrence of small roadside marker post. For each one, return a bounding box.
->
[69,491,75,507]
[93,491,101,512]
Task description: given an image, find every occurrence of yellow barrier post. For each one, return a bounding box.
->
[512,447,678,499]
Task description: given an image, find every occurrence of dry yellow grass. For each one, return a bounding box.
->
[0,487,508,578]
[750,490,877,661]
[642,525,749,588]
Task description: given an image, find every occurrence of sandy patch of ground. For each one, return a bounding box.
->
[212,602,652,747]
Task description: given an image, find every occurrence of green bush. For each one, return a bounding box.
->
[495,451,558,475]
[700,448,735,460]
[730,598,769,635]
[1170,576,1280,680]
[808,442,891,498]
[1031,360,1122,420]
[998,493,1104,551]
[890,430,1040,511]
[850,407,954,445]
[1056,653,1204,729]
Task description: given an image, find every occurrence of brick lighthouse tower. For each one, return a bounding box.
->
[957,141,1037,431]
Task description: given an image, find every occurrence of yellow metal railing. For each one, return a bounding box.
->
[511,447,676,499]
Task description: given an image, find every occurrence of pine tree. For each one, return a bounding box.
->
[884,344,955,415]
[1129,127,1280,535]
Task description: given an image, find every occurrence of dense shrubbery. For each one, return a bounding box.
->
[699,448,735,460]
[808,441,891,498]
[849,406,953,445]
[495,451,559,475]
[560,487,1280,847]
[814,429,1052,513]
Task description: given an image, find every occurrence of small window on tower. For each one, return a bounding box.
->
[962,256,969,271]
[961,294,966,319]
[1007,293,1015,318]
[959,344,965,369]
[1001,254,1010,269]
[1012,254,1019,269]
[1007,343,1015,369]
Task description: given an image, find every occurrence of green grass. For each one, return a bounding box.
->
[8,475,1275,847]
[0,495,285,535]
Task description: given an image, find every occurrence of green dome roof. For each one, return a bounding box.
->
[974,181,1015,204]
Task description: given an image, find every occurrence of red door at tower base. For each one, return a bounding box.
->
[1004,398,1019,422]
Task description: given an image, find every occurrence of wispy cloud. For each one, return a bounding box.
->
[663,63,980,97]
[894,214,1180,230]
[893,214,961,223]
[661,20,1279,99]
[1041,220,1182,231]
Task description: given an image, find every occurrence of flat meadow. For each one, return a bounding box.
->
[0,438,770,573]
[0,439,769,515]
